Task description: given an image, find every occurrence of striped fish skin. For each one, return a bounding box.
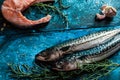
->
[53,34,120,71]
[35,29,120,62]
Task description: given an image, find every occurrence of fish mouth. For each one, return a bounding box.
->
[52,67,76,71]
[35,54,56,62]
[35,52,60,61]
[52,67,65,71]
[35,54,49,61]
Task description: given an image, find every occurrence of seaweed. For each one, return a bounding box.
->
[8,60,120,80]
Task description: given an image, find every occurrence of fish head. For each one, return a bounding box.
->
[53,61,77,71]
[35,48,61,61]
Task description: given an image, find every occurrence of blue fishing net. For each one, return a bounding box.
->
[0,0,120,80]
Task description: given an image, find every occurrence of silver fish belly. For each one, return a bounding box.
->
[53,34,120,71]
[35,29,120,61]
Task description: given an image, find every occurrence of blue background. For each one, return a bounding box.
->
[0,0,120,80]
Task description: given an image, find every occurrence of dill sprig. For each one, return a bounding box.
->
[0,0,70,31]
[8,60,120,80]
[57,0,70,10]
[33,0,69,29]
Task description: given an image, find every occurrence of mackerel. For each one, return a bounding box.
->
[36,29,120,61]
[53,34,120,71]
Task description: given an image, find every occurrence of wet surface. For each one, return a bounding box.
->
[0,0,120,34]
[0,27,120,80]
[0,0,120,80]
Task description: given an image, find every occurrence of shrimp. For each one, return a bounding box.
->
[96,5,117,20]
[1,0,54,28]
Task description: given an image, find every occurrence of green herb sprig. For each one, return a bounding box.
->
[0,0,70,32]
[8,60,120,80]
[57,0,71,10]
[33,0,69,29]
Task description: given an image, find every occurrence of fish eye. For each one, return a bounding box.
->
[59,62,63,65]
